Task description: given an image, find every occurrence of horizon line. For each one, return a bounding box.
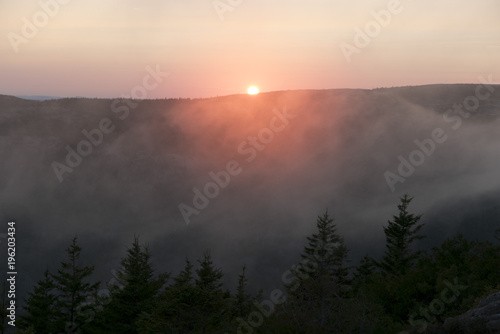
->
[3,83,497,102]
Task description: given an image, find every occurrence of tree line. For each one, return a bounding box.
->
[6,195,500,333]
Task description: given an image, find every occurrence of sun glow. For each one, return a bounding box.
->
[248,86,259,95]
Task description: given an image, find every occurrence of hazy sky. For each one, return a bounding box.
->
[1,0,499,98]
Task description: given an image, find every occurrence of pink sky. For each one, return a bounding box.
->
[1,0,499,98]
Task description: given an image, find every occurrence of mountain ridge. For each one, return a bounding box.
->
[3,83,499,104]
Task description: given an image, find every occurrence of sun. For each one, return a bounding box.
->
[247,86,259,95]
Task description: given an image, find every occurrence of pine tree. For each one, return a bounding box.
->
[89,237,168,334]
[195,250,223,291]
[136,258,197,333]
[18,270,58,333]
[194,250,229,333]
[235,266,251,317]
[137,252,231,333]
[52,237,99,333]
[296,211,350,296]
[173,258,194,287]
[169,258,198,332]
[354,255,375,285]
[378,194,425,276]
[285,211,351,332]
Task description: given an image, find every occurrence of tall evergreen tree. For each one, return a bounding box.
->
[377,194,425,276]
[296,211,350,295]
[173,258,194,287]
[137,253,231,334]
[18,270,58,333]
[285,211,351,332]
[89,237,168,334]
[52,237,99,333]
[169,258,198,332]
[137,258,198,333]
[353,255,376,286]
[194,250,229,333]
[234,266,252,318]
[195,250,223,291]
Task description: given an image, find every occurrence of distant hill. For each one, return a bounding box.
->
[14,95,62,101]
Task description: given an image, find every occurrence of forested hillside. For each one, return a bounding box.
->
[9,195,500,333]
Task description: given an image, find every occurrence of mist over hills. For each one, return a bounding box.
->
[1,84,500,297]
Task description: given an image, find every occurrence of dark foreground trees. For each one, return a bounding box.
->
[377,194,425,277]
[135,250,233,333]
[281,211,352,333]
[17,195,500,334]
[18,237,99,333]
[87,237,168,334]
[53,237,100,333]
[17,270,58,333]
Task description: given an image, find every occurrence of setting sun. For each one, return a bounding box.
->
[248,86,259,95]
